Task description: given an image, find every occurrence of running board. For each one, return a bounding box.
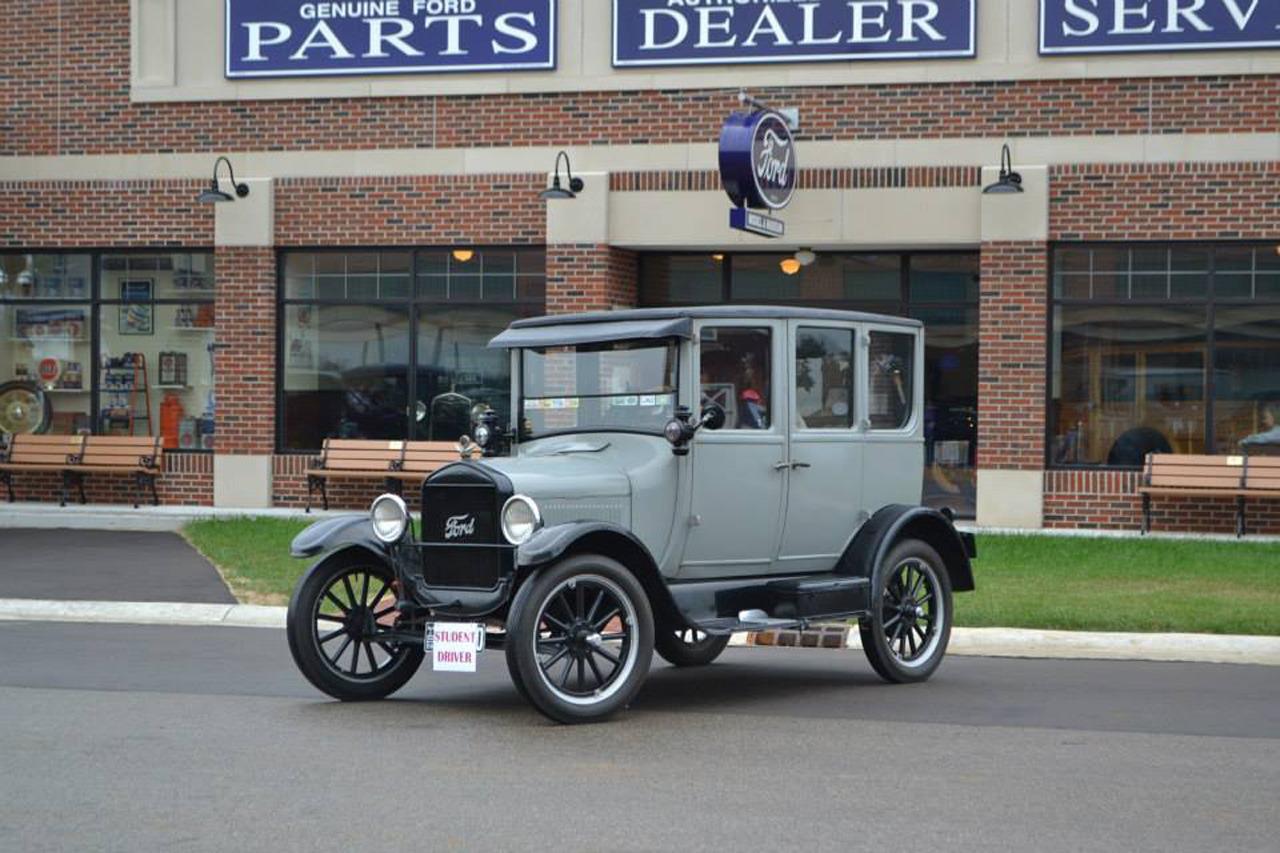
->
[675,575,871,635]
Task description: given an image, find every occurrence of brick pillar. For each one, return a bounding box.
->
[976,241,1048,527]
[545,243,638,314]
[214,246,276,455]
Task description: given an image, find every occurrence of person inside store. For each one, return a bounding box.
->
[1241,401,1280,449]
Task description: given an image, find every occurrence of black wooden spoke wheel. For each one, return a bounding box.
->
[654,626,731,667]
[506,554,653,724]
[287,552,423,701]
[859,539,952,684]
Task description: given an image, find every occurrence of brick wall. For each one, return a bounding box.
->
[1051,162,1280,241]
[3,452,212,506]
[0,181,213,247]
[1044,469,1280,535]
[977,242,1048,472]
[546,245,638,315]
[274,176,545,246]
[4,2,1277,156]
[213,248,276,455]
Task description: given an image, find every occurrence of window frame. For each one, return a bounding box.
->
[791,324,859,433]
[0,247,216,452]
[276,246,547,454]
[1046,240,1280,471]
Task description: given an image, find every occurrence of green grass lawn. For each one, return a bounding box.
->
[183,519,1280,635]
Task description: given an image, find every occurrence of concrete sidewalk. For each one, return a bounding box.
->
[2,597,1277,667]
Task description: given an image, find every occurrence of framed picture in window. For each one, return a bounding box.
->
[120,278,153,302]
[119,302,153,336]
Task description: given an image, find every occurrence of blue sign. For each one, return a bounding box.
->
[1041,0,1280,54]
[225,0,556,79]
[730,208,786,239]
[720,111,798,212]
[612,0,976,67]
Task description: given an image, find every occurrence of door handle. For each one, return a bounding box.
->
[772,461,791,471]
[791,462,811,470]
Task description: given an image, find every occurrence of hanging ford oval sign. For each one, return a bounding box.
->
[720,111,797,212]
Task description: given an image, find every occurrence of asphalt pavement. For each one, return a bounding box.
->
[0,620,1276,852]
[0,528,234,603]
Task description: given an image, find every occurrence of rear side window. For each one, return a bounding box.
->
[869,331,914,430]
[795,327,855,429]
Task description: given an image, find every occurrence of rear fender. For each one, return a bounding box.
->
[838,505,976,593]
[290,514,390,561]
[516,522,683,628]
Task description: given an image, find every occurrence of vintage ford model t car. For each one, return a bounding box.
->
[286,307,976,723]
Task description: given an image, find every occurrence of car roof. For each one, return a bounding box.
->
[506,305,923,330]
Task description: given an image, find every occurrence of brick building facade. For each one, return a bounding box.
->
[0,1,1277,534]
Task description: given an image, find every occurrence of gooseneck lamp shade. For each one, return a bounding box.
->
[540,150,585,200]
[983,143,1024,195]
[795,249,817,267]
[197,156,251,204]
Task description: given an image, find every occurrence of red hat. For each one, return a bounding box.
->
[740,388,762,404]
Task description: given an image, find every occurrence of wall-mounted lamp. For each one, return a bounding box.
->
[197,156,251,204]
[982,144,1024,195]
[780,257,802,276]
[539,151,584,200]
[452,249,475,263]
[795,248,817,267]
[711,253,725,263]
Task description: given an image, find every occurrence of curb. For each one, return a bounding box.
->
[2,598,1278,666]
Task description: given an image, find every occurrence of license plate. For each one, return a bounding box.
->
[425,622,485,673]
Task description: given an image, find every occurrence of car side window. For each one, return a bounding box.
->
[699,327,771,430]
[869,331,915,430]
[795,327,855,429]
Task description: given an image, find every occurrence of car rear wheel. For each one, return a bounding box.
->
[859,538,952,684]
[505,554,653,724]
[287,551,424,701]
[654,627,731,667]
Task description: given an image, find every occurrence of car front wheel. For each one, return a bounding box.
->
[286,551,424,701]
[505,554,654,724]
[859,538,953,684]
[654,627,731,667]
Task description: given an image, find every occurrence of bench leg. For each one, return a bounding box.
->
[1141,493,1151,535]
[305,475,316,514]
[320,477,329,512]
[1237,496,1247,539]
[148,474,159,507]
[385,477,403,498]
[1,471,13,503]
[59,470,71,508]
[131,473,144,509]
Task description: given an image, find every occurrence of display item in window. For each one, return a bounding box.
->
[1241,403,1280,448]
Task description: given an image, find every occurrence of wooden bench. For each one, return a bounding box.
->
[0,434,86,506]
[305,439,473,512]
[1137,453,1280,537]
[70,435,164,508]
[0,434,162,507]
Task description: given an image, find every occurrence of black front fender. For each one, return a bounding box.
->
[516,522,683,628]
[290,514,390,560]
[839,505,976,593]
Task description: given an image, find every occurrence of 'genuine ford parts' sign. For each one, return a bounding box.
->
[721,110,797,239]
[612,0,976,67]
[1040,0,1280,55]
[225,0,556,78]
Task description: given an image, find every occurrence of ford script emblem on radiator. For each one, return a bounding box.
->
[444,514,477,541]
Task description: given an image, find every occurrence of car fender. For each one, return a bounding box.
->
[838,505,976,593]
[290,514,390,561]
[516,522,683,627]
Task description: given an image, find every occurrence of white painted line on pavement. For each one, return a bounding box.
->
[3,599,1277,666]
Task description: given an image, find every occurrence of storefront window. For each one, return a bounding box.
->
[0,252,215,446]
[1050,244,1280,467]
[279,249,545,451]
[639,251,980,516]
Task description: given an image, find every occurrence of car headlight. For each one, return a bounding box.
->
[370,494,409,544]
[501,494,542,545]
[473,423,492,448]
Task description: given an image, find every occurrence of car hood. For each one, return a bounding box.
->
[478,439,632,500]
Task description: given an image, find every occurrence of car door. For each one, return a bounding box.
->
[778,322,864,574]
[678,320,787,579]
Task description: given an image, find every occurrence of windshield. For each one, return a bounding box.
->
[520,340,678,438]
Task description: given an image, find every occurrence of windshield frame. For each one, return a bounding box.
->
[516,337,682,441]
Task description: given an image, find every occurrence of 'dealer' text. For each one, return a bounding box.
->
[612,0,976,66]
[226,0,555,78]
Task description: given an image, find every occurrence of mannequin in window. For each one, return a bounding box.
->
[1242,402,1280,449]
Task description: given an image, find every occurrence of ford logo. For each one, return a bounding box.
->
[444,514,477,540]
[719,110,797,212]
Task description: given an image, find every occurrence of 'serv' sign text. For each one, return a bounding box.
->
[612,0,977,67]
[226,0,556,78]
[1041,0,1280,54]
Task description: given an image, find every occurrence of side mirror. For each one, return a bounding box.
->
[664,404,725,456]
